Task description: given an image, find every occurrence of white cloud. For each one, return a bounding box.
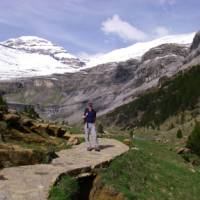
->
[154,26,170,37]
[101,15,147,42]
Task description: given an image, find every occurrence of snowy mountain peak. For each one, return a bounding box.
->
[0,36,85,80]
[85,32,196,68]
[2,36,79,60]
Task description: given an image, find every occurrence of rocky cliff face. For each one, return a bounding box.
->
[0,41,194,123]
[183,31,200,67]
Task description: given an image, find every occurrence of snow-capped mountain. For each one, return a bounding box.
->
[2,36,83,67]
[85,32,196,68]
[0,36,84,80]
[0,33,196,80]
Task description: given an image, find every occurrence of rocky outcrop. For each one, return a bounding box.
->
[0,105,81,168]
[183,31,200,67]
[190,31,200,51]
[142,43,188,62]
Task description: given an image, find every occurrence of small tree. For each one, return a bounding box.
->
[176,129,183,139]
[129,130,134,139]
[187,122,200,156]
[24,106,39,119]
[97,123,104,134]
[0,95,7,111]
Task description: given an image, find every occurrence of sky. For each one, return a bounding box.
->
[0,0,199,57]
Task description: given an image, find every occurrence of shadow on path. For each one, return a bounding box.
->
[99,144,115,150]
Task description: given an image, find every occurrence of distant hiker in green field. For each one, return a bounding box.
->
[83,102,100,151]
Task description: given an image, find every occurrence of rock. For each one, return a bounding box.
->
[3,114,20,122]
[7,109,17,114]
[123,138,131,146]
[21,117,34,127]
[31,122,49,134]
[142,44,188,62]
[63,132,71,140]
[177,147,191,154]
[67,136,80,145]
[89,175,126,200]
[0,194,7,200]
[190,31,200,51]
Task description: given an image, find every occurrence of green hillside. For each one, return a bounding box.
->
[102,65,200,128]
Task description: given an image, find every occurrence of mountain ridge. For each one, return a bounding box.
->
[0,32,196,80]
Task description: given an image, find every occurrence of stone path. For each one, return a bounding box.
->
[0,138,129,200]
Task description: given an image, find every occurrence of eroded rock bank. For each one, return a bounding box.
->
[89,175,126,200]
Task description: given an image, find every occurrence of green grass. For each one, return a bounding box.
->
[49,175,79,200]
[99,138,200,200]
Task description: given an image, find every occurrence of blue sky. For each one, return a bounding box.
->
[0,0,199,56]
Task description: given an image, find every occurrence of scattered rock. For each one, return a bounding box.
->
[67,137,80,145]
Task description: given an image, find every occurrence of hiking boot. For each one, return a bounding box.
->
[87,147,92,151]
[95,147,100,152]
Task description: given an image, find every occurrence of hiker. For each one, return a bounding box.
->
[83,102,100,151]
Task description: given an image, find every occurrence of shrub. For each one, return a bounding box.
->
[49,175,78,200]
[97,123,104,134]
[24,106,39,119]
[187,122,200,156]
[176,129,183,139]
[0,95,7,111]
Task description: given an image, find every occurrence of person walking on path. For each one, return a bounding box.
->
[83,102,100,151]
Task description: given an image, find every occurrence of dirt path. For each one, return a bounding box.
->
[0,138,129,200]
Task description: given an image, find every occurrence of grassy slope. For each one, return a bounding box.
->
[102,65,200,128]
[100,138,200,200]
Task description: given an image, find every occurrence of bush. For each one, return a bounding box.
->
[97,123,104,134]
[187,122,200,156]
[0,95,7,111]
[176,129,183,139]
[24,106,39,119]
[49,175,78,200]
